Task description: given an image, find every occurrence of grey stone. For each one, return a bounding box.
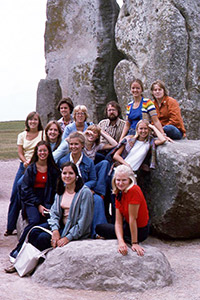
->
[41,0,123,123]
[36,79,62,127]
[114,0,200,139]
[32,239,172,291]
[140,140,200,239]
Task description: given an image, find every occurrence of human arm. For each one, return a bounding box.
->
[115,208,128,255]
[128,204,145,256]
[148,124,166,146]
[113,145,131,168]
[53,139,69,163]
[100,129,118,150]
[18,145,30,167]
[119,120,130,142]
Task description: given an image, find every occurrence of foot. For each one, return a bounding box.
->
[9,249,19,264]
[4,264,16,274]
[4,230,13,236]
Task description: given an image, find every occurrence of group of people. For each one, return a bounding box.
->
[4,79,186,274]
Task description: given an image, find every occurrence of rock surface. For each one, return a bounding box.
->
[32,239,172,292]
[114,0,200,139]
[140,140,200,239]
[38,0,123,123]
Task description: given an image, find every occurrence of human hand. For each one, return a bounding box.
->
[118,241,128,256]
[131,244,145,256]
[38,205,49,217]
[51,230,60,248]
[57,237,70,247]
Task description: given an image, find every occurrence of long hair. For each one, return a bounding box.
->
[30,141,58,170]
[25,111,43,132]
[130,78,144,93]
[45,120,62,151]
[56,162,84,195]
[134,119,151,141]
[112,165,136,195]
[150,79,169,99]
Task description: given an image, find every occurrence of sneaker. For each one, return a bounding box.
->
[9,250,19,264]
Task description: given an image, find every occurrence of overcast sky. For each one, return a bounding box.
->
[0,0,123,122]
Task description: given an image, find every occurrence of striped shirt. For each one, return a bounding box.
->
[98,118,125,143]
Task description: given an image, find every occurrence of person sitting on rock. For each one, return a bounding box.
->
[151,79,186,140]
[96,165,149,256]
[28,162,93,251]
[57,97,74,132]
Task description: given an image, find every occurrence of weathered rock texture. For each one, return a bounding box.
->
[32,239,173,292]
[139,140,200,239]
[37,0,123,124]
[114,0,200,139]
[36,79,62,126]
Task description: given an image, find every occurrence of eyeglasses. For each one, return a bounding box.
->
[75,112,85,116]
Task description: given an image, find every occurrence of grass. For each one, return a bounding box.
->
[0,121,25,160]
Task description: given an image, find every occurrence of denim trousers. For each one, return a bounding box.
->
[7,162,25,231]
[94,160,110,197]
[164,125,183,140]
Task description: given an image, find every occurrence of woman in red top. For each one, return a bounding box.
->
[96,165,149,256]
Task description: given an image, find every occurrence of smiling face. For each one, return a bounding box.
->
[130,81,143,98]
[85,129,99,143]
[28,114,39,131]
[37,144,49,161]
[115,172,131,192]
[74,110,86,123]
[47,123,59,143]
[69,137,83,155]
[60,103,70,118]
[152,84,165,101]
[137,121,149,140]
[61,165,76,186]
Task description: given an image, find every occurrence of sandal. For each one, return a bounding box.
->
[4,265,16,274]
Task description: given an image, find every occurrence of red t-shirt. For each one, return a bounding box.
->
[34,171,47,188]
[115,185,149,228]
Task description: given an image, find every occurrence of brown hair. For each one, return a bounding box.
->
[45,120,62,151]
[85,125,101,145]
[25,112,43,132]
[57,97,74,114]
[67,131,85,147]
[105,101,122,118]
[150,80,169,99]
[130,78,144,92]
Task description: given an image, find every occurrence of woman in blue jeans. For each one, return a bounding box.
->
[9,141,60,262]
[5,111,44,236]
[59,131,108,237]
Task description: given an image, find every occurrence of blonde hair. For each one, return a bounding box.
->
[135,120,151,140]
[112,165,137,194]
[67,131,85,146]
[85,124,101,145]
[73,105,89,121]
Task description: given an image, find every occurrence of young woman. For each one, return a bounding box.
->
[114,120,166,172]
[9,141,60,262]
[120,79,164,141]
[83,124,118,161]
[59,131,108,237]
[151,79,186,139]
[96,165,149,256]
[28,162,93,251]
[45,120,62,151]
[57,97,74,132]
[5,111,43,236]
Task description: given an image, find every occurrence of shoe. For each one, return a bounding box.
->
[9,250,19,264]
[4,230,13,236]
[4,264,16,274]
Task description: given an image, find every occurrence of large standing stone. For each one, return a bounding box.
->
[40,0,123,123]
[114,0,200,139]
[32,239,172,291]
[140,140,200,239]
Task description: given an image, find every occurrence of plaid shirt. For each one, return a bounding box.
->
[98,118,125,143]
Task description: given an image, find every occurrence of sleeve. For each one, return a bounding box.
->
[66,188,94,241]
[128,186,143,205]
[17,131,25,146]
[166,98,183,127]
[62,124,73,140]
[53,139,69,163]
[83,160,97,189]
[48,194,62,231]
[142,99,157,120]
[20,166,41,206]
[126,102,132,117]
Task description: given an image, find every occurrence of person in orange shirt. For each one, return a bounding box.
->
[151,80,186,140]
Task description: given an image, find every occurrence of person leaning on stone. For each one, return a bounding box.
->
[151,80,186,140]
[98,101,125,144]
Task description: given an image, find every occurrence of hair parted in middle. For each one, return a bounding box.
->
[67,131,85,146]
[150,79,169,99]
[112,165,137,195]
[73,105,89,121]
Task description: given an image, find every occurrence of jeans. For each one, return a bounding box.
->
[7,162,25,231]
[29,222,52,251]
[91,194,108,238]
[94,160,110,197]
[164,125,183,140]
[96,220,149,243]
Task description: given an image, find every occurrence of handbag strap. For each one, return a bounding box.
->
[25,225,52,244]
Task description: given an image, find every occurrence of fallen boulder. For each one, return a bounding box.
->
[32,239,172,292]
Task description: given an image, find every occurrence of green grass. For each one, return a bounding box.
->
[0,121,25,160]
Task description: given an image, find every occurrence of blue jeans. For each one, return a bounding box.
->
[29,222,52,251]
[164,125,183,140]
[91,194,107,238]
[6,162,25,232]
[94,160,110,196]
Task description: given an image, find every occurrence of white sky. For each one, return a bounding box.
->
[0,0,123,122]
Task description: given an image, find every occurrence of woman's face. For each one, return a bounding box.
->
[130,81,143,98]
[137,122,149,140]
[60,103,70,118]
[28,114,39,130]
[85,130,99,143]
[61,166,76,186]
[152,84,165,101]
[37,145,49,161]
[115,172,131,192]
[75,109,86,123]
[69,137,83,155]
[47,124,59,143]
